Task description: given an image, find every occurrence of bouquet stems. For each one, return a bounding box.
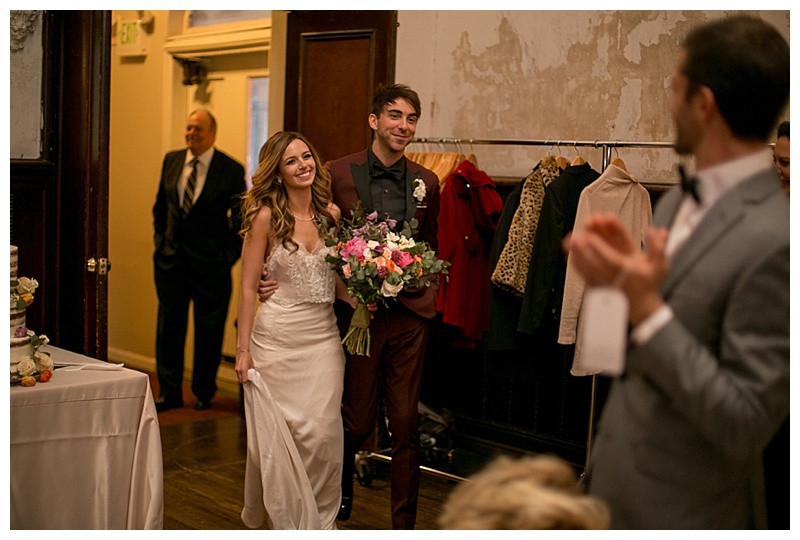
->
[342,302,372,356]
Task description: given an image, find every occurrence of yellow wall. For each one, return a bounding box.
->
[108,10,280,398]
[108,10,171,375]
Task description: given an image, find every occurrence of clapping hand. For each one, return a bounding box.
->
[564,213,669,325]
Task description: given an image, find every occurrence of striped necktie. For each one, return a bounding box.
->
[183,158,198,214]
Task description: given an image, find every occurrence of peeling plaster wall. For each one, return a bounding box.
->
[397,10,790,183]
[9,11,43,159]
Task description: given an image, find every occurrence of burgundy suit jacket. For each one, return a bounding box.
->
[326,149,441,318]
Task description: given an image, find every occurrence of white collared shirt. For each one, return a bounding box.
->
[178,147,215,208]
[632,147,774,345]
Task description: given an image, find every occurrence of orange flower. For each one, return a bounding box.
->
[21,293,34,306]
[375,256,396,274]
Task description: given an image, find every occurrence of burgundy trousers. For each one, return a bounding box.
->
[338,304,429,530]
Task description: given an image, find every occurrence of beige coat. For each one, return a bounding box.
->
[557,164,652,375]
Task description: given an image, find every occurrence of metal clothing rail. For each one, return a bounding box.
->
[411,136,674,149]
[412,135,676,479]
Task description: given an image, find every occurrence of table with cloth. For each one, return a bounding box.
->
[9,346,163,529]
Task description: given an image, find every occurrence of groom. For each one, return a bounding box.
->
[261,84,440,529]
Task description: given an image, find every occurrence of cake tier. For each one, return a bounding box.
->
[11,307,26,337]
[10,335,33,368]
[11,245,18,279]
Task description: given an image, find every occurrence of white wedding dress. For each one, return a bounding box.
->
[240,238,344,530]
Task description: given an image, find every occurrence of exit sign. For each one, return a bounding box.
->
[118,20,147,57]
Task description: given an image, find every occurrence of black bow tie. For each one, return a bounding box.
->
[678,164,701,204]
[371,158,405,183]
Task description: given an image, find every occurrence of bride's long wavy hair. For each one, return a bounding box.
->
[240,131,334,251]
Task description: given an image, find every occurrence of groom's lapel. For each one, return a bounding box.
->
[350,161,374,214]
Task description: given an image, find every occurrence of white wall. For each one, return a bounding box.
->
[397,10,790,182]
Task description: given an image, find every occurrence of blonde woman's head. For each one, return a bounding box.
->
[438,455,610,530]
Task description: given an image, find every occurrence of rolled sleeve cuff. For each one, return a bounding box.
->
[630,304,674,346]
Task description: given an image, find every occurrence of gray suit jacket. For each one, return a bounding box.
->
[587,168,790,529]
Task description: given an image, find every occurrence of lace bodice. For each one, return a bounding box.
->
[265,238,335,307]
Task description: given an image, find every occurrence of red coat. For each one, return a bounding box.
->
[436,160,503,342]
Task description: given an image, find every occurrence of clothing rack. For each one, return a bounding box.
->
[411,136,674,150]
[412,135,676,478]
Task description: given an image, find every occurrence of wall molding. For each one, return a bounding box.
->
[108,346,240,399]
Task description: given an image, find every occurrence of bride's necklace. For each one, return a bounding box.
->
[289,210,315,222]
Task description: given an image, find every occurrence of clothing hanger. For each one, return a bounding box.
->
[571,143,586,166]
[554,142,568,169]
[610,147,627,172]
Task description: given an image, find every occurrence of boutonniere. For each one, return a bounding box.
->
[413,177,427,205]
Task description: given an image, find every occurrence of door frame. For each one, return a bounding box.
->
[10,11,111,359]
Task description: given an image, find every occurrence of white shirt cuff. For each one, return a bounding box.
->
[630,304,674,345]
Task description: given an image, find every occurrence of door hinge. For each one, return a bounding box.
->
[86,257,110,275]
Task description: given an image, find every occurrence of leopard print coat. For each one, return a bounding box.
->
[491,156,563,296]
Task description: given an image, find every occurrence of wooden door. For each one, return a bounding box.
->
[9,11,110,359]
[284,10,396,164]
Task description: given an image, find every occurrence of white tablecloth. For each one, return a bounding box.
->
[10,346,163,529]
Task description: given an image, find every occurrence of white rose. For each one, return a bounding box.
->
[413,178,427,202]
[34,352,53,372]
[398,236,416,250]
[380,280,404,297]
[16,277,38,294]
[16,357,37,377]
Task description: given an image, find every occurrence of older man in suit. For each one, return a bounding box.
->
[566,15,789,529]
[153,109,246,412]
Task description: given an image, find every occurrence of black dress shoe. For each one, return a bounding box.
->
[337,496,352,521]
[154,396,182,413]
[194,400,212,411]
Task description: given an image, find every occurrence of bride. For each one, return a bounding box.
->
[235,131,351,529]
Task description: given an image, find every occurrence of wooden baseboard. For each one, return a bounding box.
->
[107,346,240,400]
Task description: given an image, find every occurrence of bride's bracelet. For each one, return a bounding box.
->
[237,348,250,354]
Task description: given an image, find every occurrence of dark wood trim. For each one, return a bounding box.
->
[56,10,111,358]
[284,10,397,131]
[11,11,111,359]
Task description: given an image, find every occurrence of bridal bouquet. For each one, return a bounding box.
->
[323,204,449,356]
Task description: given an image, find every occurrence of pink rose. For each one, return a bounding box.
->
[392,250,414,267]
[341,237,369,261]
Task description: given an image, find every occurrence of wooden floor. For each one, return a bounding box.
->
[159,415,463,530]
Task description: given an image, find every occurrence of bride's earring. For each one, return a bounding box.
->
[275,176,283,185]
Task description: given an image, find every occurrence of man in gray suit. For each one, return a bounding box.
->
[566,15,789,529]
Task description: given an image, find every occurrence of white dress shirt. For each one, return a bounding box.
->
[631,147,774,345]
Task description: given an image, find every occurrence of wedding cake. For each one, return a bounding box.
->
[10,245,44,371]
